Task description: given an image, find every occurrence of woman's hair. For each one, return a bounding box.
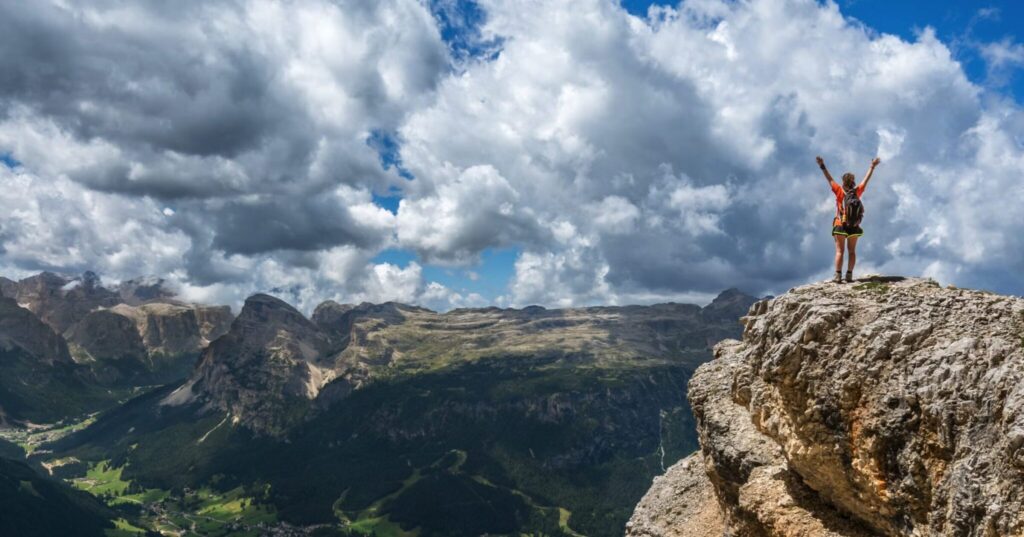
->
[842,172,856,189]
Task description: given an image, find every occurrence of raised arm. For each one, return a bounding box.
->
[816,156,835,185]
[860,157,881,190]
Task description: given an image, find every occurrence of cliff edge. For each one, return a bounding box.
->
[629,277,1024,536]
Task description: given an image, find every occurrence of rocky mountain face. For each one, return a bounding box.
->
[0,272,234,423]
[2,272,232,360]
[175,294,337,434]
[2,271,120,334]
[629,277,1024,537]
[0,295,74,367]
[110,302,232,356]
[0,296,110,424]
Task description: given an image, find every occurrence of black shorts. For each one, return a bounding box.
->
[832,225,863,237]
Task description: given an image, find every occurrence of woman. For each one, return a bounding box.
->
[816,155,881,283]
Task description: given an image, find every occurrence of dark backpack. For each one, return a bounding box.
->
[843,188,864,226]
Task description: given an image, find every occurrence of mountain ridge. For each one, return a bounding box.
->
[46,283,759,536]
[172,286,761,436]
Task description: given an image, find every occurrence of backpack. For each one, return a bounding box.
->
[842,188,864,227]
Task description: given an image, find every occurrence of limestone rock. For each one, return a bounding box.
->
[194,304,233,343]
[64,309,147,364]
[630,276,1024,536]
[183,294,337,435]
[626,452,724,537]
[1,271,235,391]
[3,272,119,334]
[175,290,760,437]
[0,296,108,423]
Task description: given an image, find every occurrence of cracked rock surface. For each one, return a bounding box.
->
[626,452,723,537]
[630,277,1024,537]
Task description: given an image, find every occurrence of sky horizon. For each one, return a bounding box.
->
[1,0,1022,312]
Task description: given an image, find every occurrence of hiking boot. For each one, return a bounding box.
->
[832,271,843,284]
[845,271,854,283]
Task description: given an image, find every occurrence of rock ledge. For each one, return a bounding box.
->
[630,277,1024,536]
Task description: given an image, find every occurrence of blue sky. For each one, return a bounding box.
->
[375,247,519,301]
[622,0,1024,99]
[0,153,19,169]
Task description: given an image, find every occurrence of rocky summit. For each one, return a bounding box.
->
[629,277,1024,537]
[171,293,338,434]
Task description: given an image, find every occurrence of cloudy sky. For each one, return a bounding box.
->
[1,0,1022,312]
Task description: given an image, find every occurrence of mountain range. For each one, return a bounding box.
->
[0,272,232,425]
[0,271,757,536]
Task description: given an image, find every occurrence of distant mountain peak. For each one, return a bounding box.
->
[701,288,759,324]
[236,293,316,330]
[238,293,285,313]
[186,293,337,434]
[0,272,234,422]
[710,287,746,300]
[115,276,176,306]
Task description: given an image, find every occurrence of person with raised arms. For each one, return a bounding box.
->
[816,155,881,283]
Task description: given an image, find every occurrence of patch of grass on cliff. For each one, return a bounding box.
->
[853,281,889,294]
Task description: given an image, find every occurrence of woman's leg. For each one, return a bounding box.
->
[834,235,846,273]
[847,236,858,272]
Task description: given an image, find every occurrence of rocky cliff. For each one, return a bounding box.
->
[0,296,74,367]
[0,296,110,424]
[170,293,338,434]
[3,271,120,334]
[0,272,235,422]
[1,272,233,388]
[629,277,1024,537]
[109,302,232,357]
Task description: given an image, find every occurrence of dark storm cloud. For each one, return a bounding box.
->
[0,0,448,201]
[0,2,292,163]
[0,0,449,284]
[210,196,386,255]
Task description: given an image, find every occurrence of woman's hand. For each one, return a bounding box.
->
[861,157,881,190]
[816,156,835,184]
